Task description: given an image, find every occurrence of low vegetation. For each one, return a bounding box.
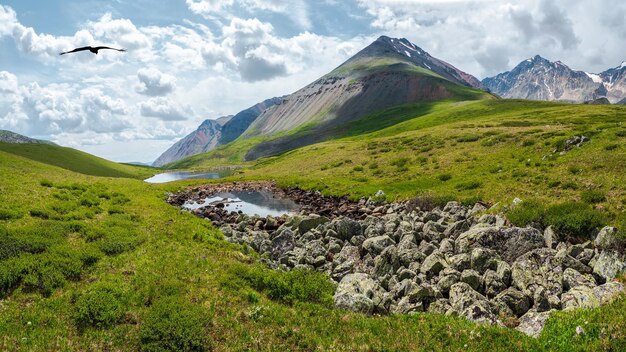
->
[1,98,626,350]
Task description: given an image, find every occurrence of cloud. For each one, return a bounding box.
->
[140,97,194,121]
[186,0,234,16]
[0,71,18,94]
[510,0,579,50]
[136,67,176,96]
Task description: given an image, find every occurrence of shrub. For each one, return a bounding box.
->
[456,134,480,143]
[29,208,50,219]
[455,181,482,190]
[237,266,335,306]
[98,231,142,255]
[568,165,583,175]
[544,203,606,242]
[39,179,54,187]
[0,208,23,220]
[74,283,126,328]
[581,190,606,204]
[507,200,545,227]
[107,205,125,215]
[605,144,619,151]
[438,173,452,182]
[140,297,211,352]
[406,194,455,212]
[352,166,364,172]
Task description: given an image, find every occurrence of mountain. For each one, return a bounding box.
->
[153,119,224,167]
[218,97,283,145]
[0,130,56,145]
[241,36,489,160]
[482,55,601,102]
[483,57,626,103]
[599,61,626,103]
[153,98,281,167]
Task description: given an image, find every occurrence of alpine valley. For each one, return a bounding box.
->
[2,34,626,352]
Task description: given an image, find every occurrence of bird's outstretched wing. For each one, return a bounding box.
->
[93,46,126,53]
[59,46,91,55]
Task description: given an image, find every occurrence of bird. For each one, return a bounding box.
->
[59,46,126,56]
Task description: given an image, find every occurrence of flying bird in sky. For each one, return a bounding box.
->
[59,46,126,55]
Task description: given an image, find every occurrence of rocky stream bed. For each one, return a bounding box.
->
[168,182,626,337]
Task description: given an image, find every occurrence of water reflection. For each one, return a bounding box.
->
[183,190,299,217]
[144,171,231,184]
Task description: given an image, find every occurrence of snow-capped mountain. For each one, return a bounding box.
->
[483,56,626,103]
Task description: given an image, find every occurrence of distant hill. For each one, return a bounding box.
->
[0,130,56,145]
[0,143,152,179]
[153,98,281,167]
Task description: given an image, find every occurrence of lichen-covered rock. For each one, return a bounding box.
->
[456,226,545,263]
[483,269,507,298]
[421,251,448,278]
[333,218,363,240]
[373,246,401,277]
[561,286,599,310]
[516,310,554,338]
[563,268,597,291]
[298,215,329,234]
[595,226,623,251]
[544,226,558,249]
[437,268,461,294]
[593,250,626,280]
[592,281,625,305]
[511,249,563,299]
[428,298,453,315]
[449,253,471,271]
[363,235,395,256]
[334,273,381,314]
[270,229,295,258]
[449,282,496,324]
[494,287,531,317]
[460,269,482,291]
[470,247,498,273]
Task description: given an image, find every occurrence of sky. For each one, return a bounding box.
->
[0,0,625,163]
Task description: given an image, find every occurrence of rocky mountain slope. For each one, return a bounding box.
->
[0,130,55,145]
[483,57,626,103]
[153,119,226,167]
[242,36,489,161]
[153,98,281,167]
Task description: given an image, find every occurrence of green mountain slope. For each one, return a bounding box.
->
[0,143,154,179]
[2,122,626,351]
[219,100,626,220]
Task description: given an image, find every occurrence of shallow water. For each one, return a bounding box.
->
[144,171,231,183]
[182,190,300,217]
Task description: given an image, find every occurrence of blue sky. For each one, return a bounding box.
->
[1,0,625,162]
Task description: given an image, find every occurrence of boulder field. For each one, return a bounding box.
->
[170,184,626,337]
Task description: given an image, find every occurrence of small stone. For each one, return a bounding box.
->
[576,326,585,336]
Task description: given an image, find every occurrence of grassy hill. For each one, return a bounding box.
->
[174,100,625,228]
[0,143,155,179]
[2,128,626,351]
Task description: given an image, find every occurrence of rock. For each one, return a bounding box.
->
[563,268,597,291]
[363,235,396,256]
[593,250,626,280]
[561,286,599,310]
[595,226,623,251]
[592,281,626,305]
[449,282,496,324]
[516,310,553,338]
[460,269,482,291]
[270,229,295,258]
[421,251,448,278]
[576,326,585,336]
[496,261,512,286]
[334,273,381,314]
[418,240,438,256]
[334,218,363,240]
[373,246,401,277]
[512,249,563,299]
[298,215,329,234]
[544,226,558,249]
[456,226,545,264]
[494,287,531,317]
[470,247,499,274]
[449,253,471,272]
[423,221,446,242]
[483,270,506,298]
[439,238,455,255]
[437,268,461,294]
[469,203,487,216]
[428,298,453,315]
[397,268,416,281]
[443,220,470,239]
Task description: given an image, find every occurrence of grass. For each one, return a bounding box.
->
[0,143,154,179]
[1,98,626,350]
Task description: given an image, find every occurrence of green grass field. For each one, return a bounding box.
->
[0,143,155,179]
[1,98,626,350]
